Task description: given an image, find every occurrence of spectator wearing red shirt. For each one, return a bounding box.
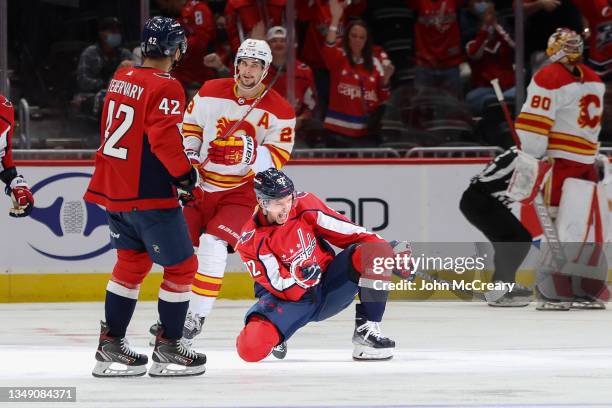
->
[224,0,286,53]
[408,0,465,97]
[298,0,367,120]
[465,1,516,115]
[264,26,317,132]
[169,0,217,91]
[322,0,393,146]
[573,0,612,80]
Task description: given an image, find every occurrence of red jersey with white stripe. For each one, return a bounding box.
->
[573,0,612,78]
[172,0,217,86]
[182,78,295,192]
[409,0,464,68]
[515,62,604,164]
[0,95,15,176]
[224,0,286,53]
[465,25,515,90]
[236,192,385,301]
[322,45,390,137]
[84,67,192,211]
[299,0,368,70]
[263,60,317,116]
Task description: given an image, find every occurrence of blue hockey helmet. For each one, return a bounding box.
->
[141,16,187,58]
[253,169,295,201]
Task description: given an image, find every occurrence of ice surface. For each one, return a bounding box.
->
[1,300,611,408]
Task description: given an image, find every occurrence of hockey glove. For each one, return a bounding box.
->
[207,135,257,166]
[389,240,415,281]
[292,259,323,289]
[185,149,203,167]
[5,175,34,218]
[174,167,203,206]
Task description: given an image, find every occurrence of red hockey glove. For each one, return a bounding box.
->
[390,240,415,281]
[292,258,323,289]
[6,175,34,218]
[207,135,257,166]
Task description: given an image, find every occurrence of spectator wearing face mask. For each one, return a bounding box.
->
[76,17,134,94]
[75,17,134,114]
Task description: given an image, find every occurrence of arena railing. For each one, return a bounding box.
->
[13,146,508,161]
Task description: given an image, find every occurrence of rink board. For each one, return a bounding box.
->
[2,158,611,302]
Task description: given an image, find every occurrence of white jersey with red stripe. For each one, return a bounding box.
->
[515,62,604,164]
[182,78,295,192]
[235,192,386,301]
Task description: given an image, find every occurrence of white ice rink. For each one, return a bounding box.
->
[1,300,612,408]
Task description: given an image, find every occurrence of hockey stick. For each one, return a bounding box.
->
[389,241,487,301]
[490,78,567,271]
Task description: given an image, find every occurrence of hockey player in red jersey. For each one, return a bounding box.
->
[515,28,610,310]
[0,94,34,218]
[148,38,295,346]
[85,17,206,377]
[235,169,399,361]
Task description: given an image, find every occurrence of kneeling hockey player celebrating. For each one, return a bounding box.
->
[235,169,401,361]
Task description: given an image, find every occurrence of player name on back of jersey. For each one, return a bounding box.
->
[107,78,144,101]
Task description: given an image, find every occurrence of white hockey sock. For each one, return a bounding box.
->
[190,233,228,317]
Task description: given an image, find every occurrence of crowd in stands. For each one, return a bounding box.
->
[10,0,612,151]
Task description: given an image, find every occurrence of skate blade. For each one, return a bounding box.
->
[487,299,530,307]
[536,301,571,311]
[92,361,147,377]
[148,362,206,377]
[570,301,606,310]
[352,344,394,361]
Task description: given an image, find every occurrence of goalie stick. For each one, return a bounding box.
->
[490,78,567,272]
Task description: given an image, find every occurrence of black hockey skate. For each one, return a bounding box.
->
[149,326,206,377]
[183,311,206,346]
[352,317,395,361]
[148,311,205,347]
[272,341,287,359]
[92,321,148,377]
[485,283,532,307]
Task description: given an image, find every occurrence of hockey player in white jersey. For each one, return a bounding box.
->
[151,38,296,344]
[514,28,610,310]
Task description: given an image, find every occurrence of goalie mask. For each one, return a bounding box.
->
[546,28,584,65]
[234,39,273,89]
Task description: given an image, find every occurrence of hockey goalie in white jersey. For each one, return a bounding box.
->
[515,28,610,310]
[150,39,295,344]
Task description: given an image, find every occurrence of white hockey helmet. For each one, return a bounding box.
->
[234,38,273,86]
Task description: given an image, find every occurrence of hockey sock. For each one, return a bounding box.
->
[158,298,189,339]
[357,289,388,323]
[190,234,227,316]
[104,281,139,338]
[236,316,280,362]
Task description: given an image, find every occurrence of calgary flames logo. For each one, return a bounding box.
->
[578,94,602,129]
[215,117,257,139]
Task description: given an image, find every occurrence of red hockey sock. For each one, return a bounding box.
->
[236,316,281,362]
